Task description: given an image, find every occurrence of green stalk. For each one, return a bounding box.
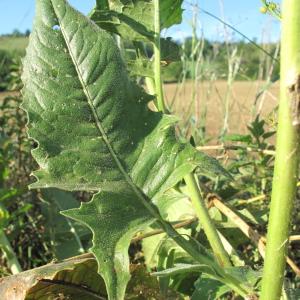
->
[184,174,232,267]
[261,1,300,299]
[0,229,22,274]
[152,0,231,269]
[153,0,167,113]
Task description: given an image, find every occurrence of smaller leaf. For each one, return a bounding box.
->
[157,248,175,296]
[127,58,154,78]
[160,38,181,63]
[225,266,261,288]
[91,0,184,42]
[191,275,231,300]
[262,131,275,140]
[283,280,300,300]
[223,134,252,144]
[247,116,265,138]
[152,263,214,278]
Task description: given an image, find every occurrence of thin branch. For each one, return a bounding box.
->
[236,194,267,205]
[0,229,22,274]
[289,235,300,242]
[131,217,198,243]
[197,144,276,156]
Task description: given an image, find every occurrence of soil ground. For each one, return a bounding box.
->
[164,80,279,139]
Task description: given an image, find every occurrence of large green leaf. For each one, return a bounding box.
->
[90,0,184,42]
[22,0,228,299]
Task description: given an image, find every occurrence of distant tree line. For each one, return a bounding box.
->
[1,29,31,37]
[161,37,280,82]
[0,31,279,83]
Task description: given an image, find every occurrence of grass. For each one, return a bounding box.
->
[0,37,28,53]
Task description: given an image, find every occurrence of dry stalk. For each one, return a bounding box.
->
[197,144,276,156]
[208,194,300,277]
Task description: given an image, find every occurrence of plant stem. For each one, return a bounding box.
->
[153,0,166,113]
[261,1,300,299]
[184,174,232,267]
[0,229,22,274]
[152,0,231,270]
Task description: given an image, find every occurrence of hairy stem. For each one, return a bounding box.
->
[261,1,300,299]
[153,0,166,113]
[184,174,232,267]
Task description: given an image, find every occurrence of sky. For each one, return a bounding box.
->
[0,0,281,42]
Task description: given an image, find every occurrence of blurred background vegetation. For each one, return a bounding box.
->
[0,30,280,89]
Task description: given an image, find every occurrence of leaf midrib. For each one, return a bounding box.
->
[52,1,159,219]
